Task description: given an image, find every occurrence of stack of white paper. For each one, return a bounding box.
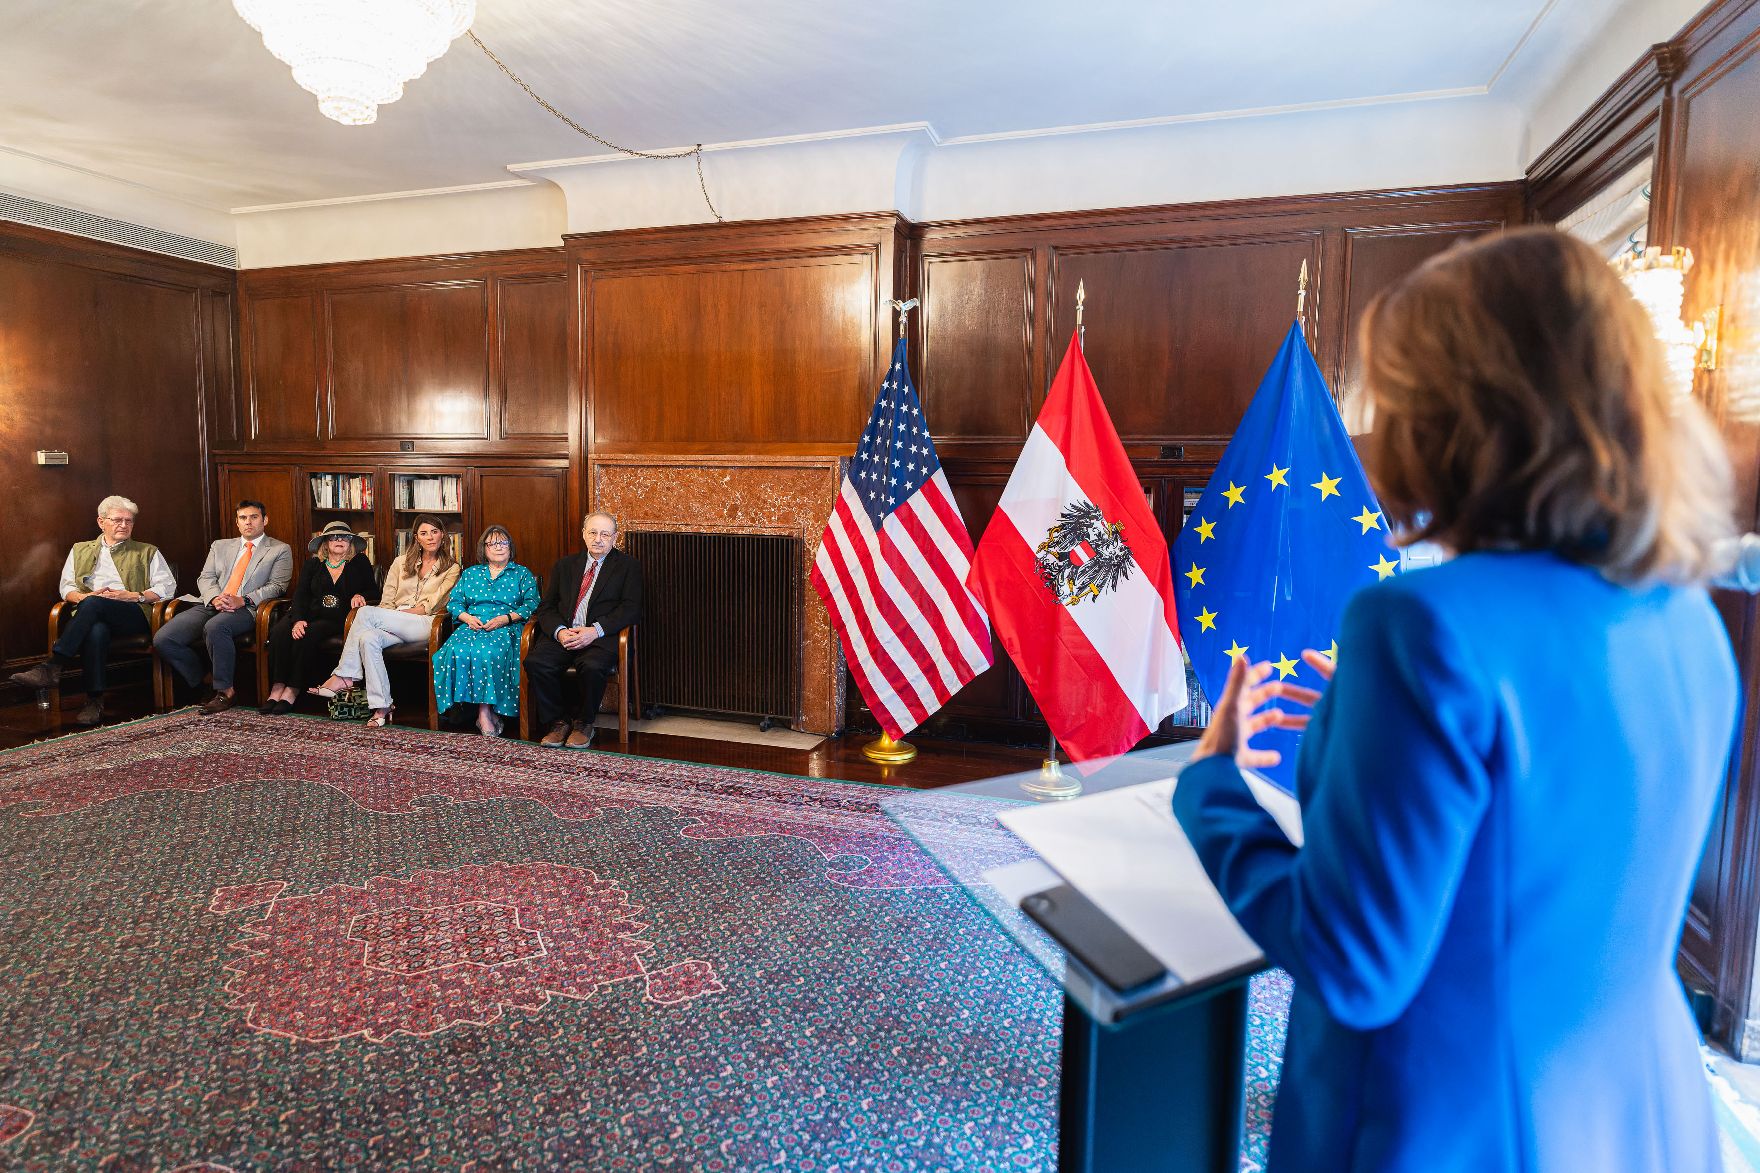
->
[996,772,1301,985]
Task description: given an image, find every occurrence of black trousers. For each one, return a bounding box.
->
[523,633,616,727]
[266,615,345,692]
[52,596,150,697]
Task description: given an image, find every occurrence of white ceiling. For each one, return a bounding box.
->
[0,0,1627,214]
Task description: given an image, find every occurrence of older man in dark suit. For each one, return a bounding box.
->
[525,512,643,749]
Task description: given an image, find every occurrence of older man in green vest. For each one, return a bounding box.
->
[8,494,176,725]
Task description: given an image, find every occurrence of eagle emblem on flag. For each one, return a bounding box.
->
[1035,500,1135,606]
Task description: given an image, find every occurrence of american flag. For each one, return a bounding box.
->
[811,339,993,738]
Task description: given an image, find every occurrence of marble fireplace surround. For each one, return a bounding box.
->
[590,454,846,735]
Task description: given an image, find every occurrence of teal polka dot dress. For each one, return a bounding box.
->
[433,562,542,718]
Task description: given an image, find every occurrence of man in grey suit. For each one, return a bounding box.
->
[154,499,293,714]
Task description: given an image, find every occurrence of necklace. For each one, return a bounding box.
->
[324,558,346,569]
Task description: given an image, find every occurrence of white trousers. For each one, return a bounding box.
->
[333,607,433,710]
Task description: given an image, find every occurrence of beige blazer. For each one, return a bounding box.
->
[378,556,460,615]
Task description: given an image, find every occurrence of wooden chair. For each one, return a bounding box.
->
[153,596,268,710]
[516,622,639,744]
[376,607,449,730]
[254,563,446,729]
[250,561,386,703]
[43,595,170,716]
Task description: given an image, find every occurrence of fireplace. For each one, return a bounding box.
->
[590,455,845,734]
[621,530,801,725]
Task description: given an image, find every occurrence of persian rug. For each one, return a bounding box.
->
[0,711,1287,1170]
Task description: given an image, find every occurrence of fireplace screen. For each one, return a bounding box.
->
[620,530,802,726]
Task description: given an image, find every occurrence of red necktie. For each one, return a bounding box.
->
[573,560,598,622]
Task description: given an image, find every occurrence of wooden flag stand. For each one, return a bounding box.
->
[862,297,924,768]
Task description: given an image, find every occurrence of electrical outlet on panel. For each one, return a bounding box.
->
[35,450,69,466]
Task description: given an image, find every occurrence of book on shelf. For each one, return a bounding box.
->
[309,473,373,510]
[394,475,461,512]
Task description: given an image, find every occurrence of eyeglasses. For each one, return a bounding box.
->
[484,539,511,548]
[100,515,135,525]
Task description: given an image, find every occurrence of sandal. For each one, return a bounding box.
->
[366,706,394,728]
[308,677,354,699]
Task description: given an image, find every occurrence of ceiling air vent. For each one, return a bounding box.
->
[0,192,235,269]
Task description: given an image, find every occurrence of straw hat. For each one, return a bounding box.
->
[308,520,368,554]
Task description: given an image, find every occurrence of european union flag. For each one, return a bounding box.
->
[1172,321,1395,791]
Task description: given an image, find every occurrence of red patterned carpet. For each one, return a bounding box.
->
[0,710,1286,1170]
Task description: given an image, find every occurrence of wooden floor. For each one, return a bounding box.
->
[0,672,1045,791]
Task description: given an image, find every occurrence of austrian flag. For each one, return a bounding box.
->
[967,335,1187,761]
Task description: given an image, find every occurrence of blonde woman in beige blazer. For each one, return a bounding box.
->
[310,515,460,727]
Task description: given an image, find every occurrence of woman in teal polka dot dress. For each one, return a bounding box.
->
[433,525,541,737]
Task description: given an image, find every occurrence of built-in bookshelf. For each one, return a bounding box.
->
[392,474,467,563]
[308,471,378,563]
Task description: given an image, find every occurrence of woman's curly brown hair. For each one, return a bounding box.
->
[1361,226,1732,585]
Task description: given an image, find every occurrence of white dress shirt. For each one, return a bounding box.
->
[59,540,176,600]
[556,554,607,640]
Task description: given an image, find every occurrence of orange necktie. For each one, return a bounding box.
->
[223,540,254,596]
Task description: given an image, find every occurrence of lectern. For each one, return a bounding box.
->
[885,744,1276,1173]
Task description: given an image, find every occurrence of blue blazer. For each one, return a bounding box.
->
[1173,551,1737,1172]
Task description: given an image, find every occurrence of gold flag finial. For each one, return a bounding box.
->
[1076,279,1087,348]
[1296,259,1309,319]
[890,297,919,341]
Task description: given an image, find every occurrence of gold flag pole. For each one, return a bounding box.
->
[1021,282,1088,801]
[1296,259,1309,320]
[863,298,923,767]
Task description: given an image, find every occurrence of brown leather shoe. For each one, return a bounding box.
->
[565,722,595,750]
[539,720,571,748]
[200,691,236,715]
[7,662,60,691]
[75,698,104,726]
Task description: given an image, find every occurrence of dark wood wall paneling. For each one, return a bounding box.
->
[0,222,233,674]
[223,248,573,575]
[233,247,569,456]
[572,213,910,470]
[1669,0,1760,1059]
[909,186,1525,741]
[1529,0,1760,1057]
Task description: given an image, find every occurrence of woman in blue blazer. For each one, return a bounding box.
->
[1173,228,1738,1172]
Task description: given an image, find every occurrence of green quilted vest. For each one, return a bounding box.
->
[71,539,160,618]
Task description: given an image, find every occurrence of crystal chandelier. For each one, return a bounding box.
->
[1613,246,1699,403]
[233,0,476,126]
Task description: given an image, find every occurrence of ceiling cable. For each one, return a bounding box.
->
[469,32,724,222]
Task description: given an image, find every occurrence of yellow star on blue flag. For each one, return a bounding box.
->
[1172,321,1393,790]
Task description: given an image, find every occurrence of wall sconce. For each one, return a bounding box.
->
[1612,246,1724,400]
[1696,304,1722,372]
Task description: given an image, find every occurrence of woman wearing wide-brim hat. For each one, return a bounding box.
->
[258,521,377,714]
